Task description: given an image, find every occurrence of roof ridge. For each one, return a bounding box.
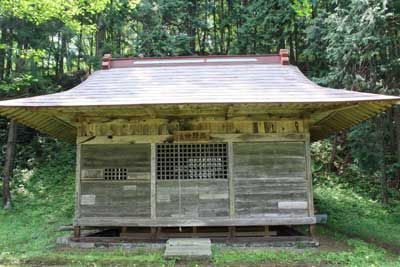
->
[102,53,285,69]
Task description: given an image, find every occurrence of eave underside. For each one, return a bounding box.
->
[0,100,397,143]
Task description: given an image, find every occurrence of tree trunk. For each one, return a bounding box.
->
[378,117,389,205]
[5,27,13,78]
[226,0,233,54]
[219,0,225,54]
[0,25,7,80]
[77,27,83,70]
[96,13,106,58]
[212,0,218,54]
[3,120,17,210]
[200,0,208,54]
[395,106,400,189]
[328,134,338,172]
[16,37,28,73]
[59,31,67,77]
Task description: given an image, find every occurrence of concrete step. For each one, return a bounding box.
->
[164,238,212,259]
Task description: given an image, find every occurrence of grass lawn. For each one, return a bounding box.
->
[314,184,400,250]
[0,153,399,266]
[0,228,399,267]
[1,196,399,267]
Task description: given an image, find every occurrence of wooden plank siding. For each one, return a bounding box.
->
[79,144,151,218]
[75,131,315,227]
[156,180,229,218]
[233,142,309,217]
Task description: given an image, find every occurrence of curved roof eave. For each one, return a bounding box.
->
[0,55,397,142]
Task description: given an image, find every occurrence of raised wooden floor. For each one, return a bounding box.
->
[70,225,315,244]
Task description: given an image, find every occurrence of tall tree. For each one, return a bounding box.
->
[3,120,16,209]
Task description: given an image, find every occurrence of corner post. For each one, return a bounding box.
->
[74,144,82,226]
[304,125,314,217]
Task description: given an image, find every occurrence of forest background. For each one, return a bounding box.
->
[0,1,400,265]
[0,0,399,225]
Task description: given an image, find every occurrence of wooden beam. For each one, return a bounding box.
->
[150,143,156,219]
[228,142,235,217]
[74,144,82,223]
[75,216,317,227]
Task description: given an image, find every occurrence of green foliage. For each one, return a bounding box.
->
[0,143,75,259]
[291,0,312,18]
[315,182,400,248]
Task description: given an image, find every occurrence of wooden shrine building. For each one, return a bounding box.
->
[0,50,399,240]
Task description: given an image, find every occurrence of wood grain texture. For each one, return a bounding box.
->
[75,215,317,227]
[156,180,229,218]
[233,142,309,217]
[79,144,151,218]
[74,144,82,221]
[80,181,151,217]
[81,144,150,170]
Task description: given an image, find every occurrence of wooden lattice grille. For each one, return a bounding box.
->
[156,143,228,180]
[104,168,128,180]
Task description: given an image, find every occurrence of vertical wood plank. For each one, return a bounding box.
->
[150,143,156,219]
[74,226,81,238]
[74,144,82,221]
[264,225,269,236]
[228,141,235,217]
[305,133,314,216]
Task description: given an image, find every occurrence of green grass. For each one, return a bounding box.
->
[213,237,400,267]
[1,151,400,266]
[314,183,400,248]
[1,237,399,267]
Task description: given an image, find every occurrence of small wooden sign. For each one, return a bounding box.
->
[173,130,210,142]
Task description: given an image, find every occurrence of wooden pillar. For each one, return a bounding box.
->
[150,143,156,219]
[74,144,82,226]
[309,224,316,239]
[156,227,161,239]
[74,226,81,238]
[264,226,270,237]
[228,142,235,217]
[192,226,198,238]
[151,227,157,239]
[228,226,235,240]
[305,132,314,216]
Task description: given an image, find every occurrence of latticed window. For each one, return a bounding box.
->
[104,168,128,180]
[156,143,228,180]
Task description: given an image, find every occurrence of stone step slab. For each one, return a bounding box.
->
[164,238,212,259]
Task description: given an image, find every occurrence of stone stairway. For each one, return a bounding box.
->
[164,238,212,259]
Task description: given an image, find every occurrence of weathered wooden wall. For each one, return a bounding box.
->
[156,180,229,218]
[75,118,315,227]
[233,142,308,217]
[79,144,151,218]
[78,118,306,137]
